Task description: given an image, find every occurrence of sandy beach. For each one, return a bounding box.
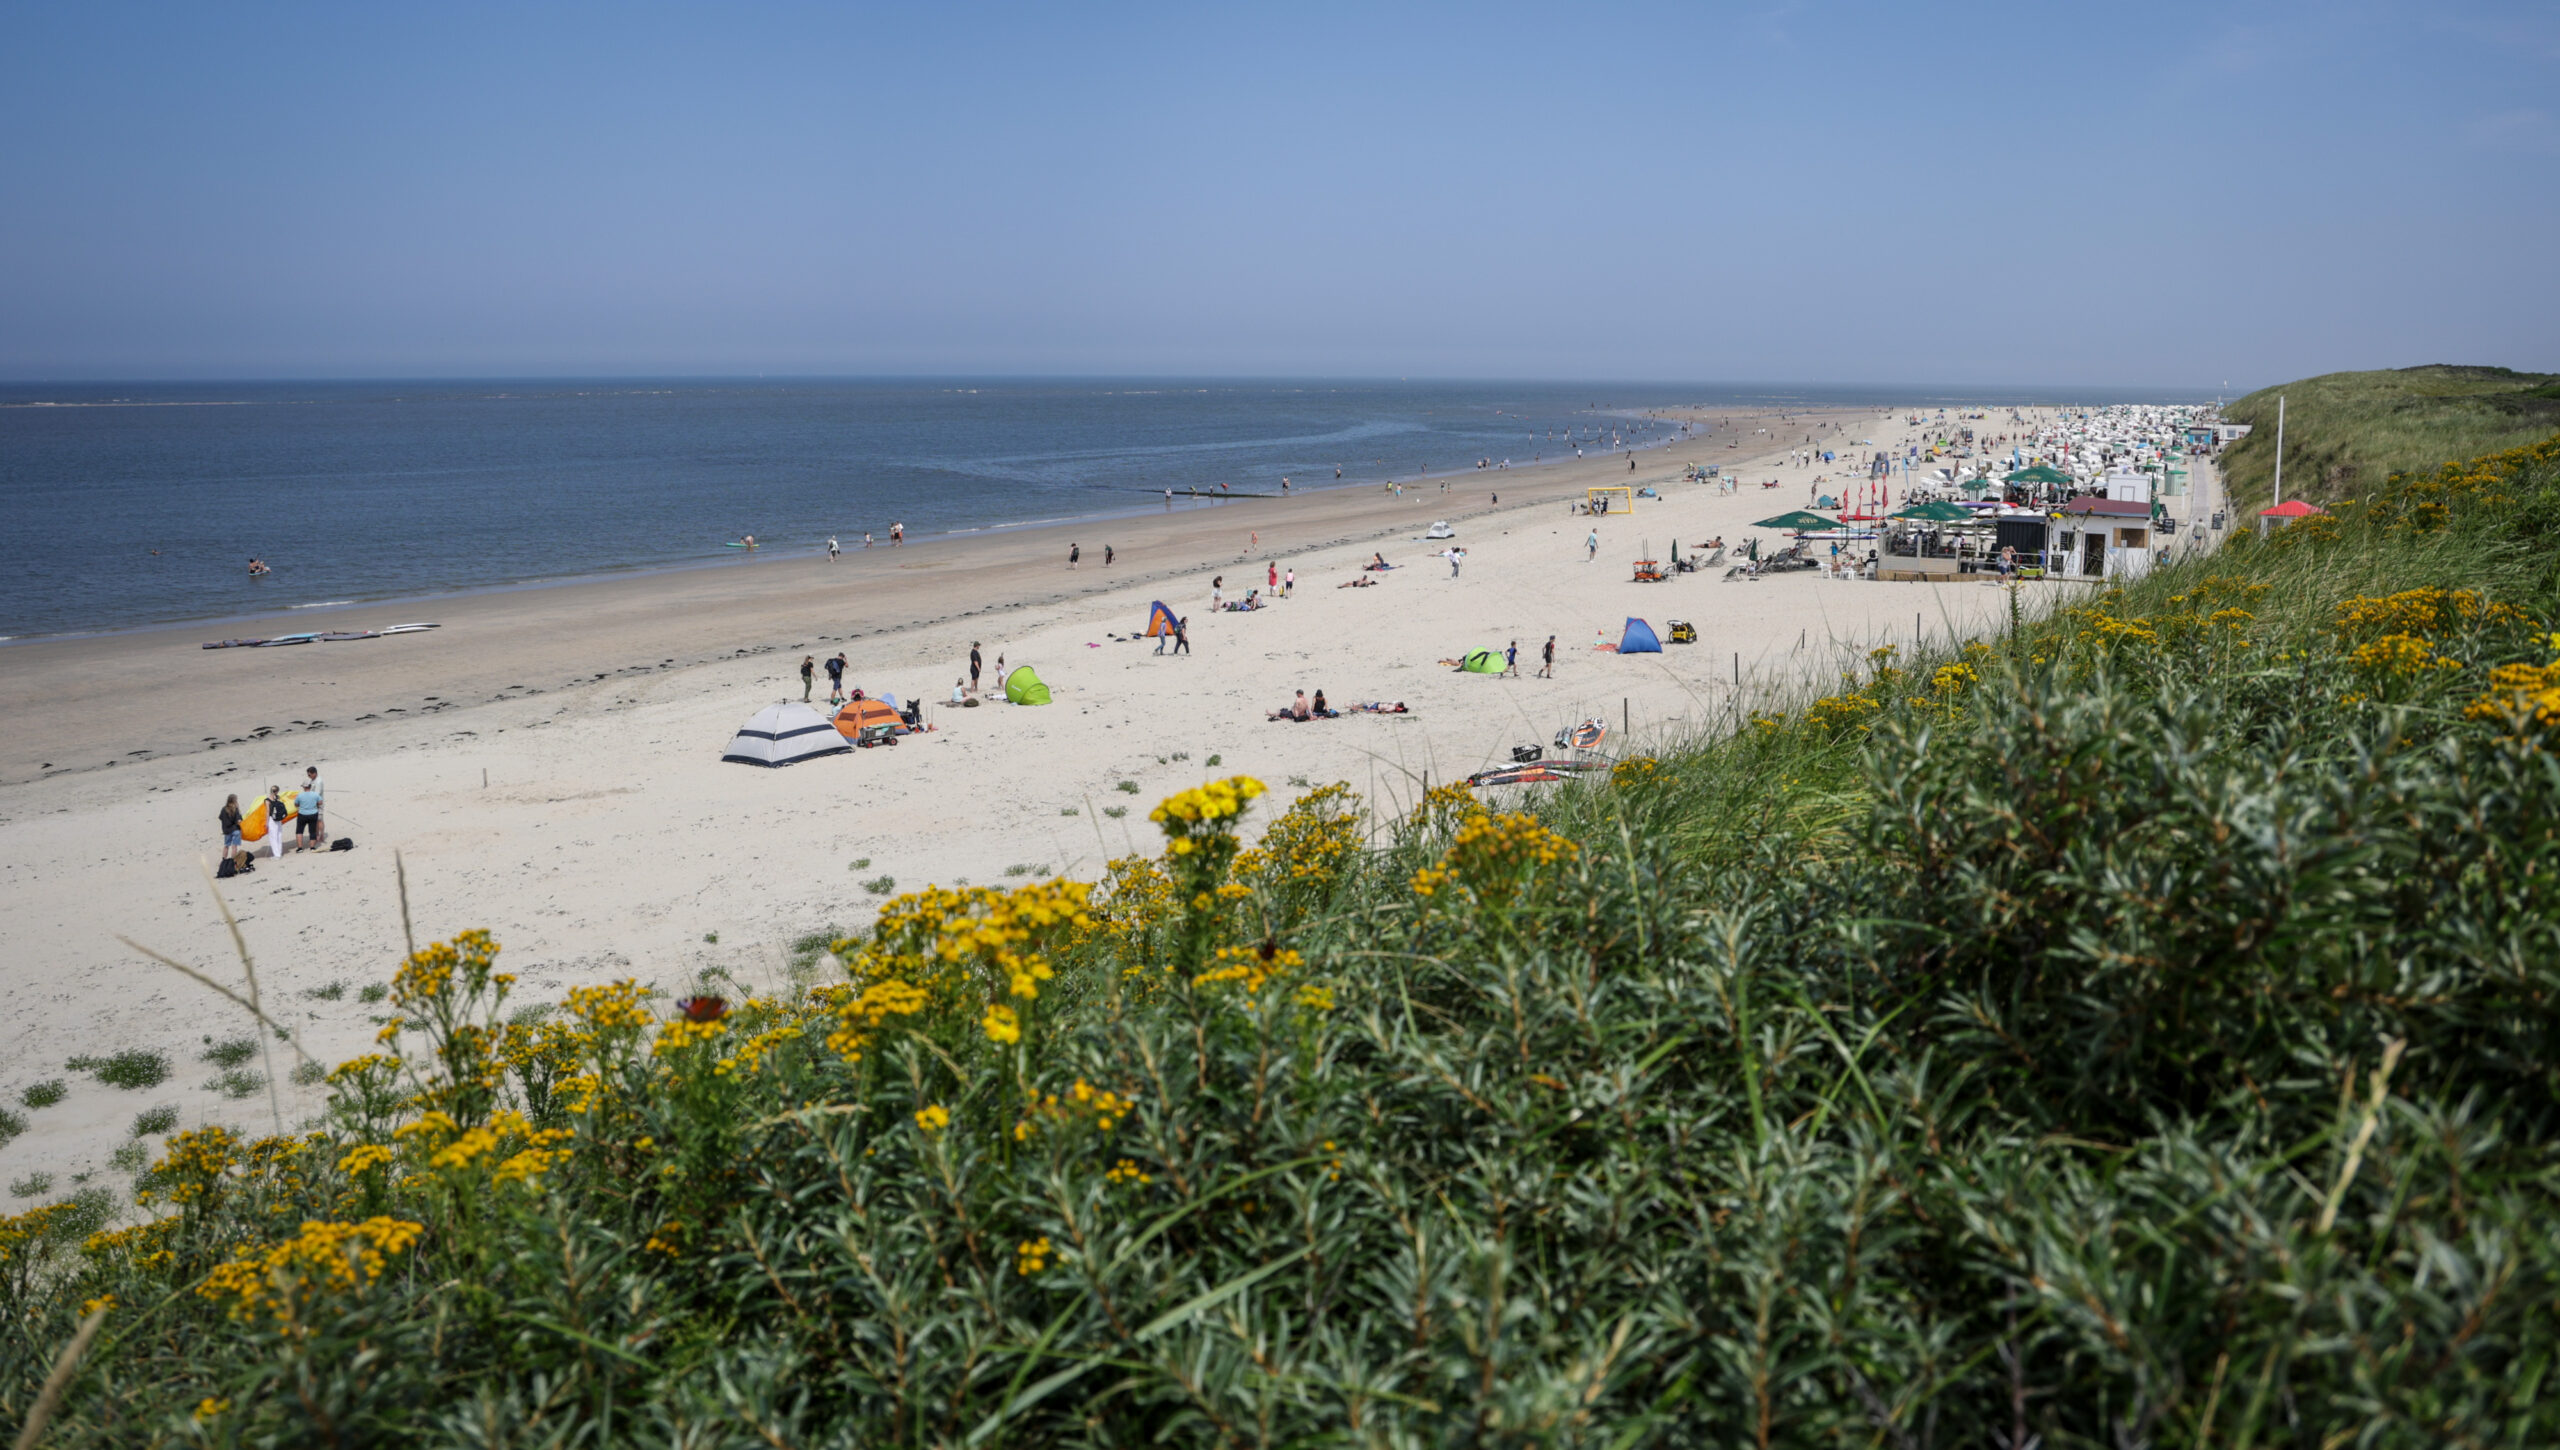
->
[0,405,2160,1183]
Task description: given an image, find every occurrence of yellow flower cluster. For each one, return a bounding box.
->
[1293,983,1336,1013]
[391,929,500,1013]
[1105,1158,1153,1186]
[714,1020,805,1077]
[1409,808,1578,906]
[914,1103,951,1132]
[140,1126,245,1208]
[196,1216,425,1326]
[651,1017,728,1057]
[336,1143,395,1176]
[1929,662,1979,696]
[2466,653,2560,731]
[1193,942,1304,995]
[2334,587,2523,639]
[1016,1236,1053,1275]
[2350,633,2461,677]
[0,1202,83,1263]
[2366,435,2560,534]
[823,977,932,1061]
[1016,1078,1136,1138]
[1150,775,1266,832]
[1610,757,1663,788]
[81,1216,179,1271]
[564,979,654,1034]
[983,1003,1022,1044]
[1231,783,1364,897]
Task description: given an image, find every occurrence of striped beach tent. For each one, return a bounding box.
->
[723,701,853,767]
[1144,601,1179,637]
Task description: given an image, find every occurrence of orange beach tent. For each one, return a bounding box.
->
[833,697,903,741]
[1144,601,1179,637]
[237,796,296,844]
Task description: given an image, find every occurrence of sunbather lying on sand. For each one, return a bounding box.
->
[1339,576,1378,588]
[1343,701,1410,714]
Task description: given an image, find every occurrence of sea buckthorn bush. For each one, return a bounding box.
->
[11,433,2560,1446]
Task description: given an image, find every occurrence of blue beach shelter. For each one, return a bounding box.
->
[1144,601,1179,638]
[1619,619,1662,654]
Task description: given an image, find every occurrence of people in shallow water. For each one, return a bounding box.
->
[247,558,270,576]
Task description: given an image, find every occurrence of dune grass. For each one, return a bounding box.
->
[6,427,2560,1444]
[2219,363,2560,510]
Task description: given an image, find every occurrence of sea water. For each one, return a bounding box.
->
[0,377,2192,639]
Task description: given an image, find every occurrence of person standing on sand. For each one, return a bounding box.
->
[826,652,847,704]
[800,655,816,702]
[1070,543,1080,570]
[1538,635,1555,678]
[1211,576,1224,612]
[863,532,874,548]
[892,523,904,545]
[1104,544,1114,567]
[1283,567,1294,596]
[1586,530,1599,562]
[827,537,840,561]
[220,794,247,867]
[296,776,325,849]
[969,644,982,697]
[1267,560,1278,591]
[1505,640,1519,677]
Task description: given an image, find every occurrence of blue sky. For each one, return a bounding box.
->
[1,1,2553,387]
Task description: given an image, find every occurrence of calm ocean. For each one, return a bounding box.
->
[0,378,2193,639]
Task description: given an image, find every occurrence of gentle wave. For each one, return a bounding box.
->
[288,600,356,609]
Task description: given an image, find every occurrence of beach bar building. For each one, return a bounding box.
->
[2051,497,2157,581]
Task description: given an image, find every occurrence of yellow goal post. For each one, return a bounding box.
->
[1586,486,1634,515]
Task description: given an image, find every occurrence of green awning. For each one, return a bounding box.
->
[2003,465,2073,485]
[1751,511,1841,530]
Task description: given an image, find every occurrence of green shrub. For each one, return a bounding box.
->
[0,1108,22,1149]
[290,1060,327,1087]
[72,1049,169,1090]
[302,980,348,1001]
[8,1173,52,1199]
[208,1070,264,1100]
[358,983,389,1004]
[129,1105,177,1137]
[19,1080,66,1110]
[201,1035,258,1069]
[860,875,896,895]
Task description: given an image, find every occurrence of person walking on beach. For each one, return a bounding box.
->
[892,522,904,546]
[863,532,874,548]
[825,652,847,704]
[827,537,840,562]
[1586,530,1600,562]
[969,644,982,697]
[1172,616,1190,654]
[1070,543,1080,570]
[1504,640,1519,677]
[1538,635,1555,678]
[1104,544,1114,567]
[800,655,816,702]
[1444,547,1464,579]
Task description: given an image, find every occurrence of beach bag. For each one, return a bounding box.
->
[216,856,239,879]
[331,837,355,852]
[1510,744,1543,764]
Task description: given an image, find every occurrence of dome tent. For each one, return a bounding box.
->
[723,700,853,767]
[1619,618,1662,654]
[1004,665,1053,705]
[1459,649,1504,674]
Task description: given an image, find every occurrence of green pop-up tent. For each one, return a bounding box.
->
[1004,665,1052,704]
[1459,649,1504,674]
[1751,510,1840,531]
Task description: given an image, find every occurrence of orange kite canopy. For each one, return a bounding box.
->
[2258,499,2326,518]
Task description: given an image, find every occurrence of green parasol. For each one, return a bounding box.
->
[1889,501,1976,522]
[1751,511,1840,531]
[2003,464,2073,486]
